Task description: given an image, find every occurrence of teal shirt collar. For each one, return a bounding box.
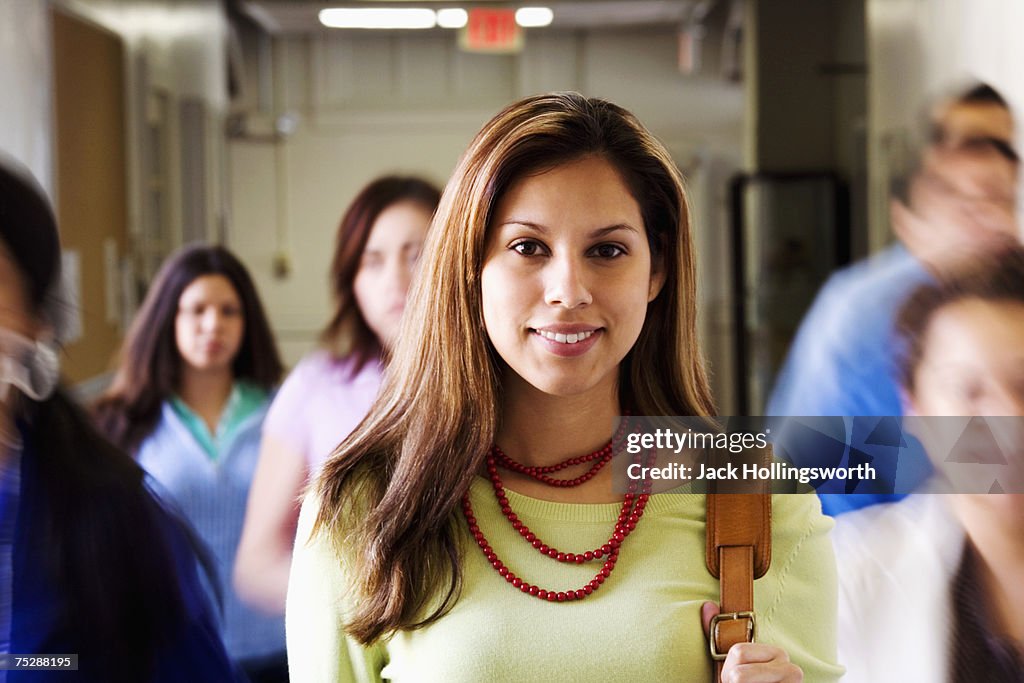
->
[170,381,267,461]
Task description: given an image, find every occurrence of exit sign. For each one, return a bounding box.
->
[460,8,523,53]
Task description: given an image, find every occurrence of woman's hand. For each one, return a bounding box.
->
[701,602,803,683]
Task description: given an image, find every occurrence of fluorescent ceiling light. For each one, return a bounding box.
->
[515,7,554,27]
[436,8,468,29]
[318,8,437,29]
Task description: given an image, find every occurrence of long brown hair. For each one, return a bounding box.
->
[320,175,441,373]
[315,92,715,643]
[94,244,282,453]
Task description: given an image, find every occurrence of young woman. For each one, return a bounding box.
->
[235,175,440,615]
[286,93,840,682]
[835,246,1024,682]
[94,244,286,680]
[0,158,238,681]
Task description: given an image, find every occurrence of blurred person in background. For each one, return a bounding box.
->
[834,246,1024,682]
[94,244,286,681]
[767,82,1020,516]
[0,158,239,682]
[234,176,440,615]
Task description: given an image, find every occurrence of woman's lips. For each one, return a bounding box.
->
[530,327,602,357]
[203,341,226,354]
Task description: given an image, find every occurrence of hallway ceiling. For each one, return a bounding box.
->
[240,1,706,34]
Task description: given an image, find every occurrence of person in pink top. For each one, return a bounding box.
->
[235,176,441,615]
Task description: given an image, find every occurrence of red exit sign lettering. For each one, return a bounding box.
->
[460,8,523,53]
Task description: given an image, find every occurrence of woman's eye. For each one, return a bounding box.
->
[222,305,241,317]
[511,240,543,256]
[1012,377,1024,401]
[954,381,984,404]
[592,243,625,259]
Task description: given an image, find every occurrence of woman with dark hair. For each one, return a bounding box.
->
[235,175,440,615]
[0,157,238,681]
[835,246,1024,683]
[286,94,840,681]
[94,244,286,680]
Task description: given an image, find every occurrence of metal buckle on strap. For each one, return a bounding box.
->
[709,611,756,661]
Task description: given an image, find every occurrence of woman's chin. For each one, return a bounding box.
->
[960,492,1024,534]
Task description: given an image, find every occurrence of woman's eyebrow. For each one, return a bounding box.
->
[588,224,640,238]
[496,221,640,237]
[497,220,547,233]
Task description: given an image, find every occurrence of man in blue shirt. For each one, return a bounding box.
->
[768,83,1020,516]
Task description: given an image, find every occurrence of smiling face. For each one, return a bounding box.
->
[481,155,664,402]
[174,274,245,374]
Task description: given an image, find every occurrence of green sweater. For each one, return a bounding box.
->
[286,478,843,682]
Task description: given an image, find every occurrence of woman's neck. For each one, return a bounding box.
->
[974,544,1024,643]
[960,496,1024,642]
[496,383,620,469]
[488,375,627,503]
[178,367,234,435]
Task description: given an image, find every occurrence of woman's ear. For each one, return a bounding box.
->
[648,256,666,302]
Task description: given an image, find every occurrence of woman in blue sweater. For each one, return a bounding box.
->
[0,157,239,681]
[95,244,286,681]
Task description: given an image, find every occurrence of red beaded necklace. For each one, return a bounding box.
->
[461,422,653,602]
[490,415,631,488]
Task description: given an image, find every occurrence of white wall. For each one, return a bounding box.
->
[0,0,230,219]
[867,0,1024,250]
[0,0,231,387]
[58,0,230,260]
[60,0,227,101]
[228,26,745,366]
[0,1,53,192]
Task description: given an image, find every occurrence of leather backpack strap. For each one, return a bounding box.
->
[705,445,772,682]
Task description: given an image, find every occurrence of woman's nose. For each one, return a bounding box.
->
[201,308,222,331]
[544,255,593,309]
[382,257,413,297]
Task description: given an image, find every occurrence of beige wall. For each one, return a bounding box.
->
[745,0,867,182]
[51,9,129,382]
[227,26,745,366]
[866,0,1024,251]
[57,0,230,267]
[0,0,230,391]
[0,0,229,213]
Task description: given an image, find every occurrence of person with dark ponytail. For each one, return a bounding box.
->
[0,157,239,681]
[94,244,287,681]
